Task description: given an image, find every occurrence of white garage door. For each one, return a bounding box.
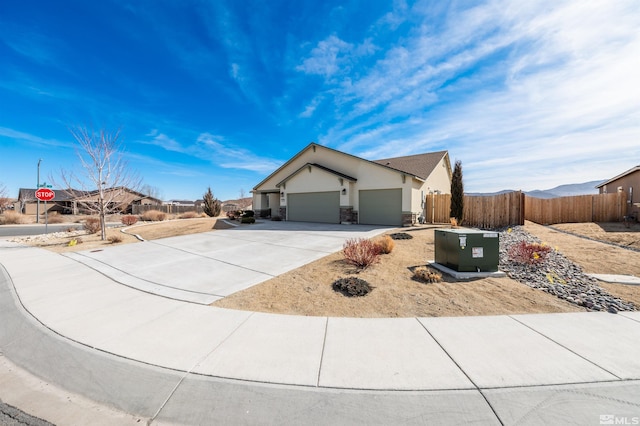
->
[288,191,340,223]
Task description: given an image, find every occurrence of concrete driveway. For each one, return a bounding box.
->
[63,220,391,304]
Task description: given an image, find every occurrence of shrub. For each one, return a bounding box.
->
[121,215,138,226]
[202,187,222,217]
[46,213,64,224]
[240,216,256,224]
[83,217,101,234]
[226,210,242,220]
[141,210,166,221]
[242,210,255,218]
[178,211,199,219]
[271,215,282,221]
[508,241,552,265]
[390,232,413,240]
[108,235,123,244]
[342,238,381,269]
[1,211,25,225]
[376,235,395,254]
[332,277,373,297]
[413,266,443,283]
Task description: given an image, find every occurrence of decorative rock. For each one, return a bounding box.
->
[498,226,636,313]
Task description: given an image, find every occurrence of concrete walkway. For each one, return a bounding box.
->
[1,223,640,425]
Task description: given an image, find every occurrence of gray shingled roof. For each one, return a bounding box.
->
[373,151,448,180]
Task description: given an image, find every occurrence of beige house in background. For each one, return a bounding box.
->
[252,143,452,226]
[596,164,640,217]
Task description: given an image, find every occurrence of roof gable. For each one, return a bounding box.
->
[277,163,357,187]
[596,165,640,188]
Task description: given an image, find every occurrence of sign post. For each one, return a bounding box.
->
[35,184,54,234]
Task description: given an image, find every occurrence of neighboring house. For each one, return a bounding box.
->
[596,165,640,216]
[16,187,162,215]
[252,143,452,226]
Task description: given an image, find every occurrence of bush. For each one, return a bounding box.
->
[121,215,138,226]
[242,210,255,217]
[226,210,242,220]
[413,266,443,283]
[178,211,199,219]
[0,211,25,225]
[508,241,552,265]
[83,217,101,234]
[203,187,222,217]
[141,210,166,221]
[332,277,373,297]
[107,235,123,244]
[46,212,64,224]
[271,215,282,221]
[240,216,256,224]
[376,235,395,254]
[342,238,381,269]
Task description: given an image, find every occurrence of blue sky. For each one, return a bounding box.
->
[1,0,639,202]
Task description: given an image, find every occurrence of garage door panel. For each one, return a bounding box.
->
[288,192,339,224]
[359,189,402,226]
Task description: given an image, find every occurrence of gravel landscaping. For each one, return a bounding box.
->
[499,226,636,313]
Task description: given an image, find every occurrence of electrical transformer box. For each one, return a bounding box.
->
[434,229,500,272]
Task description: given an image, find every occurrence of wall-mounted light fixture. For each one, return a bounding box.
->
[342,188,347,195]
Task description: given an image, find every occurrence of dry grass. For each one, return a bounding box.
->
[140,210,167,221]
[0,211,27,224]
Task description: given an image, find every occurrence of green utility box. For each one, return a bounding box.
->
[434,228,500,272]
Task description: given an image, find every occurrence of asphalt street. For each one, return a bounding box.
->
[0,224,83,238]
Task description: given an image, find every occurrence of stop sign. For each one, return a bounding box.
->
[35,188,55,201]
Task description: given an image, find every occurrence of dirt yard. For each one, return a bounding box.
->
[214,221,640,317]
[6,216,640,317]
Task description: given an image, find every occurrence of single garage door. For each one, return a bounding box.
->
[359,189,402,226]
[288,191,340,223]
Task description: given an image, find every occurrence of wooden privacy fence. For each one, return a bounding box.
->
[425,191,627,228]
[424,191,524,228]
[524,192,627,225]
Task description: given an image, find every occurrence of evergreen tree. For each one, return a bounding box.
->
[203,187,222,217]
[450,160,464,223]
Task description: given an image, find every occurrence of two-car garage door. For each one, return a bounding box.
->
[288,191,340,223]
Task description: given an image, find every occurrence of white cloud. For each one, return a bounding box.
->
[0,127,70,149]
[297,35,354,78]
[311,0,640,191]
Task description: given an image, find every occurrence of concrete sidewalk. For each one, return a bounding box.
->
[1,224,640,424]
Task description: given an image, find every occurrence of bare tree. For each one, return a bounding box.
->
[237,188,252,209]
[55,127,140,240]
[140,183,163,201]
[0,182,10,213]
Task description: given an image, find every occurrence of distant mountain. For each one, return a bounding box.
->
[468,180,605,199]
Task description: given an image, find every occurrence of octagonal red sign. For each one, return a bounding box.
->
[35,188,55,201]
